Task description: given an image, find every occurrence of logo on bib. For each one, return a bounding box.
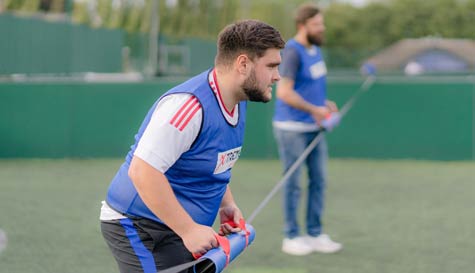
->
[310,61,327,79]
[214,147,242,174]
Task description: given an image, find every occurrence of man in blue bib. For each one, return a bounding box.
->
[273,3,343,256]
[100,20,285,273]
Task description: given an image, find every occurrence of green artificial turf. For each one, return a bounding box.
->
[0,159,473,273]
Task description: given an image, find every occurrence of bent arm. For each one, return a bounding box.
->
[129,156,194,235]
[128,156,218,254]
[276,78,329,123]
[276,78,315,113]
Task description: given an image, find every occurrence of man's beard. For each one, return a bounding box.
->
[242,70,270,103]
[307,33,323,46]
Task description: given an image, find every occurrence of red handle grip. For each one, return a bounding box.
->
[192,233,231,260]
[192,218,248,260]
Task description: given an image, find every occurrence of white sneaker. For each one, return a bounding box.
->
[305,234,342,253]
[282,237,313,256]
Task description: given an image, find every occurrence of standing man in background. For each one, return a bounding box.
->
[273,3,342,256]
[100,20,285,273]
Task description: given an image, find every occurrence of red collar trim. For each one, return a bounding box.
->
[210,69,235,116]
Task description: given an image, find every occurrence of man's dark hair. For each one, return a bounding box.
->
[295,3,321,26]
[216,19,285,66]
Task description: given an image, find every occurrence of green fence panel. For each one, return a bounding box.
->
[70,24,123,73]
[185,38,216,75]
[0,78,473,160]
[0,83,72,157]
[0,13,123,74]
[326,80,473,160]
[242,101,276,159]
[0,81,175,157]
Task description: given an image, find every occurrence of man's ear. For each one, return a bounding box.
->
[297,22,307,33]
[236,54,251,75]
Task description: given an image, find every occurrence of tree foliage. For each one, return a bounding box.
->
[5,0,475,44]
[3,0,475,67]
[324,0,475,51]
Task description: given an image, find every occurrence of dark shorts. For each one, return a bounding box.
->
[101,218,194,273]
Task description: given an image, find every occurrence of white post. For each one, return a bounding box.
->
[146,0,159,77]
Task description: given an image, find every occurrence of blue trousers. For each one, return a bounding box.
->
[273,128,328,238]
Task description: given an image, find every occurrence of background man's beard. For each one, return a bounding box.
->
[242,73,270,103]
[307,34,323,46]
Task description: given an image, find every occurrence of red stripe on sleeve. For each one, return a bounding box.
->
[174,99,200,128]
[169,96,197,126]
[178,104,202,131]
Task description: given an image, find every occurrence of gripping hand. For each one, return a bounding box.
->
[320,112,341,132]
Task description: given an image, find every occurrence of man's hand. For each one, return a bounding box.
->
[218,205,243,235]
[180,223,218,255]
[310,106,331,124]
[325,100,339,112]
[320,112,341,132]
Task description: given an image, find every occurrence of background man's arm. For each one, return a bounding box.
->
[276,78,330,123]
